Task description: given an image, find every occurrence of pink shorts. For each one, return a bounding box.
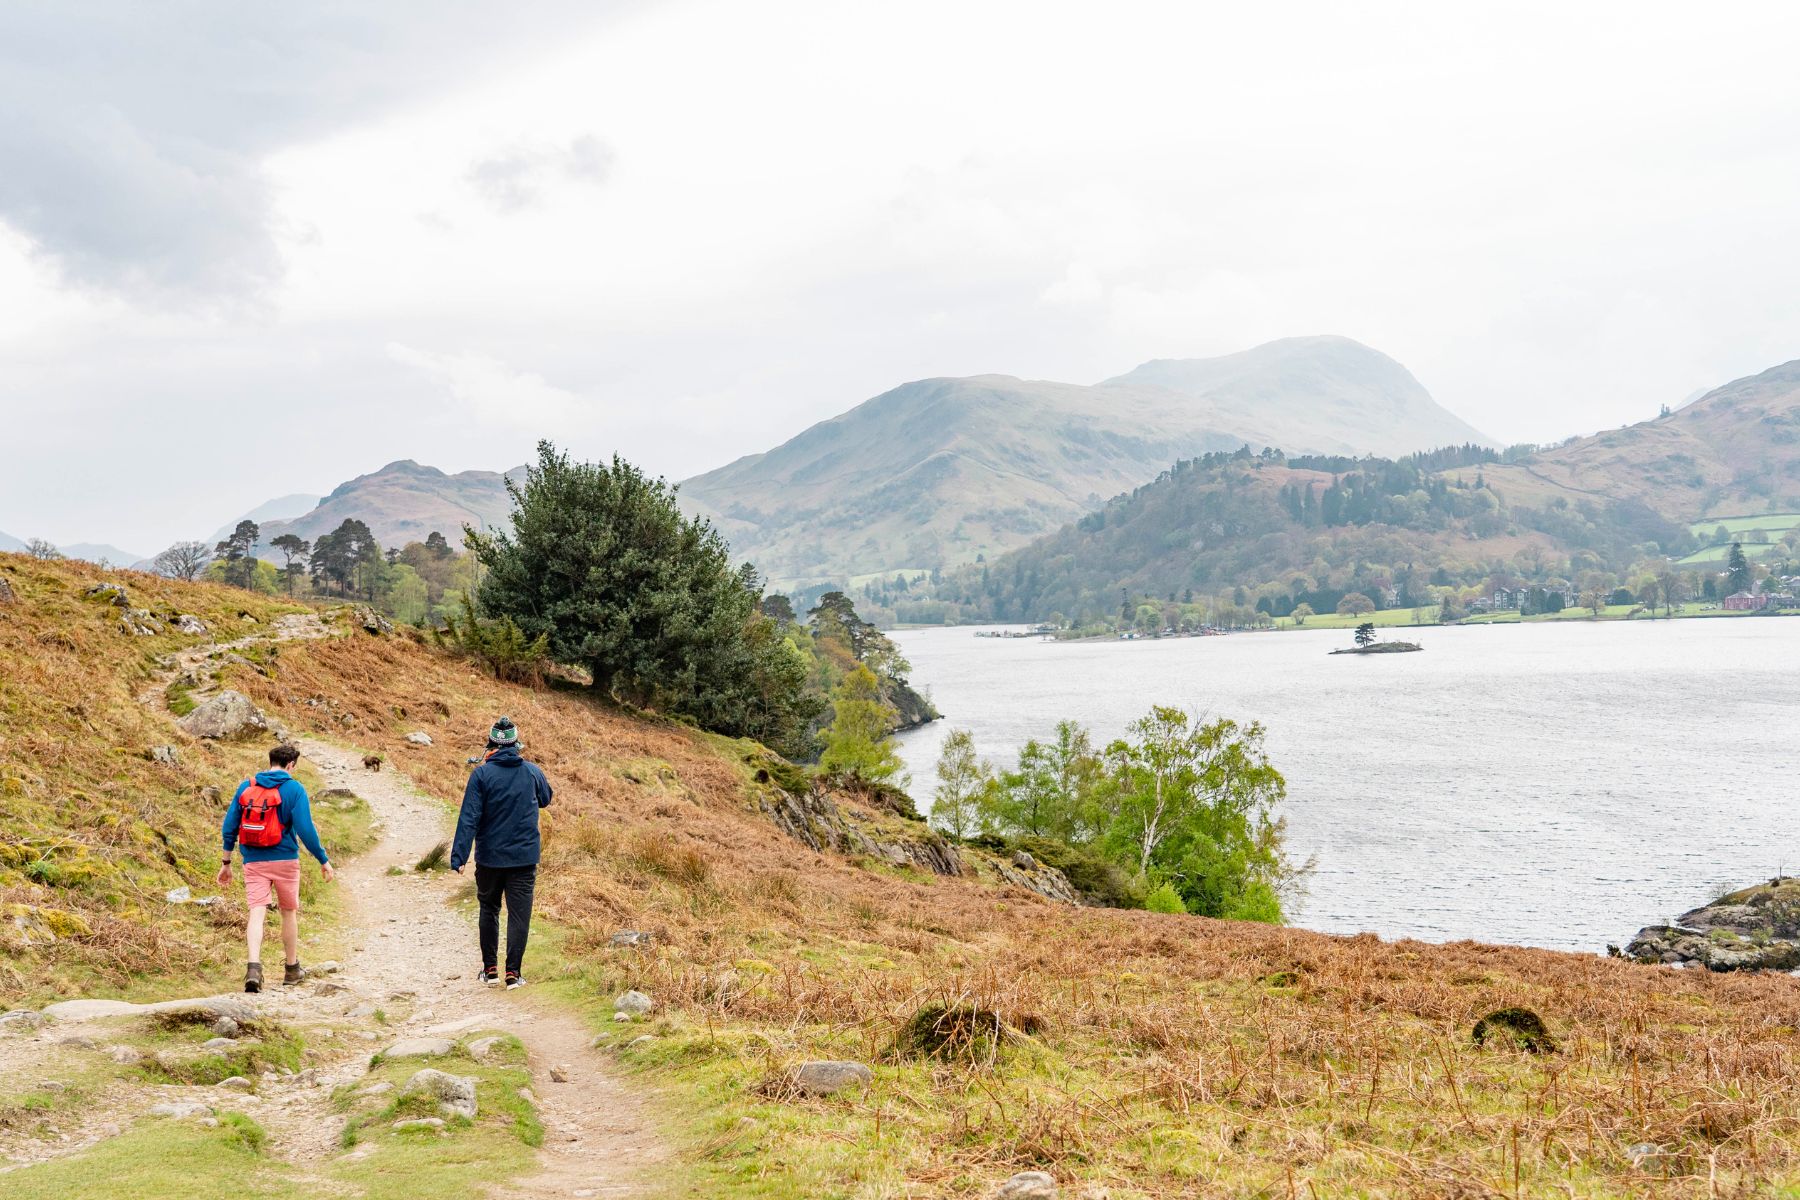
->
[243,860,301,911]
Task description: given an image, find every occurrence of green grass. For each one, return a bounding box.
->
[1676,541,1782,565]
[0,1113,290,1200]
[1275,606,1441,630]
[1688,512,1800,538]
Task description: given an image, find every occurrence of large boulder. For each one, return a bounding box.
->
[176,691,280,740]
[0,576,16,605]
[614,990,655,1018]
[403,1068,477,1119]
[171,614,208,634]
[782,1060,873,1097]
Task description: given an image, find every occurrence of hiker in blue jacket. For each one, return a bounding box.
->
[451,717,553,989]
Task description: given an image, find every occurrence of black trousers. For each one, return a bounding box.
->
[474,863,537,975]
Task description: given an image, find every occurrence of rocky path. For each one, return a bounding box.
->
[1,617,667,1197]
[296,738,666,1194]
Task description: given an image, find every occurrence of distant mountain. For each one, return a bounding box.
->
[1480,358,1800,519]
[680,336,1493,587]
[0,531,144,564]
[253,460,523,553]
[58,542,148,567]
[207,492,322,547]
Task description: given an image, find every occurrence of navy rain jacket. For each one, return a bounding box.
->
[450,747,553,871]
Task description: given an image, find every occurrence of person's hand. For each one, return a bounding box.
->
[216,862,232,887]
[320,863,336,883]
[453,864,465,875]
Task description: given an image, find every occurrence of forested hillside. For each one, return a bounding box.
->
[935,444,1696,626]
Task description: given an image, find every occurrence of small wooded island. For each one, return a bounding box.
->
[1330,622,1424,654]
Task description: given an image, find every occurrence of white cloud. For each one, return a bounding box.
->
[386,343,584,427]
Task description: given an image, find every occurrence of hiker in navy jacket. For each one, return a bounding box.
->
[451,717,552,988]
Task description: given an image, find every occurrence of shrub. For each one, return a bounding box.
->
[1014,836,1146,909]
[1144,883,1187,914]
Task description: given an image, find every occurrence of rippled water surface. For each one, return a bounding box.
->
[892,619,1800,952]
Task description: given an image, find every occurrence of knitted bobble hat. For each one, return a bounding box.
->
[489,716,519,746]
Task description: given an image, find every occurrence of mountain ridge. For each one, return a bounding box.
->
[681,335,1493,584]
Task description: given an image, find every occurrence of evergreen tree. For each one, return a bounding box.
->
[269,534,310,595]
[213,520,260,589]
[1726,541,1753,595]
[1354,622,1377,648]
[471,441,810,748]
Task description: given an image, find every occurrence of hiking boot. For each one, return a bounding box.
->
[505,971,524,990]
[283,961,304,986]
[244,962,263,994]
[479,966,500,986]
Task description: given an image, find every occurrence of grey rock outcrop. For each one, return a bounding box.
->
[171,614,208,634]
[43,995,254,1024]
[85,583,129,607]
[351,605,394,635]
[1625,877,1800,971]
[120,609,164,636]
[404,731,433,746]
[384,1036,455,1059]
[758,785,965,877]
[0,576,15,605]
[404,1067,477,1119]
[0,1009,42,1032]
[990,855,1082,905]
[176,691,280,740]
[149,745,180,766]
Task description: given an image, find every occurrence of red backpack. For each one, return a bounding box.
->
[238,782,287,848]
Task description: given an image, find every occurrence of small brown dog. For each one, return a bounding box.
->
[362,754,383,772]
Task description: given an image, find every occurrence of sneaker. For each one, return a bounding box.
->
[479,966,500,986]
[505,972,524,990]
[283,961,304,986]
[244,962,263,994]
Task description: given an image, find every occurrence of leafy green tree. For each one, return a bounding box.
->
[1354,622,1376,648]
[472,442,809,749]
[1102,708,1292,922]
[1337,592,1375,616]
[930,728,992,839]
[1289,602,1314,626]
[818,665,904,784]
[994,720,1106,842]
[213,520,260,589]
[1726,541,1753,595]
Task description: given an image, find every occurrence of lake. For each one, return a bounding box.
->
[892,618,1800,953]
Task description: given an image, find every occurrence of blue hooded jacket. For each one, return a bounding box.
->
[222,770,329,865]
[451,747,553,871]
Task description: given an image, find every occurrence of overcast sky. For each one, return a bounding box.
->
[5,1,1800,553]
